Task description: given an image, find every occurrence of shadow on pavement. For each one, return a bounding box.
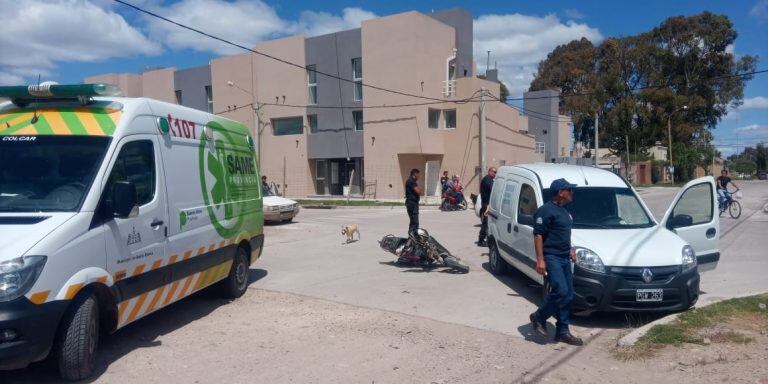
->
[264,220,297,226]
[0,269,269,384]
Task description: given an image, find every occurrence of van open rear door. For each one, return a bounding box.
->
[660,176,720,272]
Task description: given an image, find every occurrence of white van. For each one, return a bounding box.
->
[0,84,264,379]
[486,163,719,312]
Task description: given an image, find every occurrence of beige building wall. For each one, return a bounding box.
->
[211,52,256,139]
[362,12,458,200]
[140,68,176,103]
[252,35,312,198]
[557,115,571,158]
[83,73,143,97]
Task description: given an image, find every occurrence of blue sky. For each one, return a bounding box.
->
[2,0,766,156]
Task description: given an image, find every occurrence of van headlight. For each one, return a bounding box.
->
[573,247,605,273]
[0,256,47,302]
[682,245,696,272]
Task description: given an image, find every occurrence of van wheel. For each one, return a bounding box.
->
[221,247,249,299]
[488,242,508,275]
[56,292,99,381]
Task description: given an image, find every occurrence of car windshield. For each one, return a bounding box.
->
[543,187,654,229]
[0,135,110,212]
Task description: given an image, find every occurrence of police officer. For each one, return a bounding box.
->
[477,167,496,247]
[529,178,583,346]
[405,169,421,237]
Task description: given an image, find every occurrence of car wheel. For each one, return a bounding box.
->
[488,242,508,275]
[220,247,249,299]
[56,292,99,381]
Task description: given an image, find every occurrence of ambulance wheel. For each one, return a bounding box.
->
[221,247,249,299]
[56,292,99,381]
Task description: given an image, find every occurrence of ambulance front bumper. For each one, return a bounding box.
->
[0,297,68,370]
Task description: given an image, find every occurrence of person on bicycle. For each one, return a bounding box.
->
[716,169,738,207]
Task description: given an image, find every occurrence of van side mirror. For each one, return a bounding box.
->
[112,181,139,219]
[668,214,693,230]
[518,214,535,227]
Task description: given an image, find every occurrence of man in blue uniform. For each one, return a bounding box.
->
[529,178,583,346]
[405,169,421,237]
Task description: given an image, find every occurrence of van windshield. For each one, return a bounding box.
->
[0,136,110,212]
[542,187,654,229]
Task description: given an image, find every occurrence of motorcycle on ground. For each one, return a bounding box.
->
[379,228,470,273]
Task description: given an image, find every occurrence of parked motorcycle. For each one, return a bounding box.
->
[440,192,468,211]
[379,228,470,273]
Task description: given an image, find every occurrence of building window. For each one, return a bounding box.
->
[272,117,304,136]
[352,110,363,131]
[175,90,182,105]
[535,142,546,154]
[204,85,213,113]
[444,109,456,129]
[352,57,362,101]
[307,114,318,134]
[428,109,440,129]
[307,64,317,105]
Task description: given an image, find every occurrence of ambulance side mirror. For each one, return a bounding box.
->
[112,181,139,219]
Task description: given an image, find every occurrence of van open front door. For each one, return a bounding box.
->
[661,176,720,272]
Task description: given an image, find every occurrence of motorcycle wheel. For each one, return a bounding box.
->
[459,200,468,210]
[441,253,469,273]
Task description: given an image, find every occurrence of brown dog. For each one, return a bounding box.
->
[342,224,360,243]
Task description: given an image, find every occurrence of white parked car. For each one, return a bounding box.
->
[486,163,719,312]
[262,188,300,223]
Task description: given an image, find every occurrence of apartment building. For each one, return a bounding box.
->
[85,8,543,199]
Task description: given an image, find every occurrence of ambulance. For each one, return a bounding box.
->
[0,83,264,380]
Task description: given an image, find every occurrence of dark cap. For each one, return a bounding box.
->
[550,178,577,192]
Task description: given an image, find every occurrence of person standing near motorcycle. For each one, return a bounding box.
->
[405,169,421,237]
[529,178,583,346]
[477,167,496,247]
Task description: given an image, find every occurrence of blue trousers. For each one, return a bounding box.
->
[535,254,574,336]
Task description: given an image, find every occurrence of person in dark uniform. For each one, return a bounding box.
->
[529,178,583,346]
[477,167,496,247]
[405,169,421,237]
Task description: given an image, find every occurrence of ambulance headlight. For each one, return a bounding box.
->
[0,256,46,302]
[682,245,696,272]
[573,247,605,273]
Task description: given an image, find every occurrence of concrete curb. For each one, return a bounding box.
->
[617,290,768,347]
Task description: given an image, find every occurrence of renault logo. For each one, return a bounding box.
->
[642,268,654,283]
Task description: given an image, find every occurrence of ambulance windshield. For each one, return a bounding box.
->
[0,136,110,212]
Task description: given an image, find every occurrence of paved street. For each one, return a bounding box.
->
[3,181,767,383]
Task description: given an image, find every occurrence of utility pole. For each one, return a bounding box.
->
[626,135,631,182]
[667,117,674,184]
[594,112,599,167]
[479,87,487,175]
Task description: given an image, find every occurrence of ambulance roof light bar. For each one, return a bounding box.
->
[0,83,122,107]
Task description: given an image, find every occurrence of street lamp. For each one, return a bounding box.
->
[667,105,688,183]
[227,80,262,165]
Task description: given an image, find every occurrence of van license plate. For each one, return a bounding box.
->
[636,289,663,302]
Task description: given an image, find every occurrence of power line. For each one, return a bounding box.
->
[505,69,768,101]
[215,91,485,115]
[114,0,458,103]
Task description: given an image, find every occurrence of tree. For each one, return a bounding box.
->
[529,12,758,182]
[731,158,757,176]
[755,143,768,171]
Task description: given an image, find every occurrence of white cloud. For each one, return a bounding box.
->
[295,8,377,37]
[474,13,602,97]
[564,9,585,20]
[735,124,768,135]
[741,96,768,109]
[0,0,160,85]
[143,0,289,55]
[750,0,768,22]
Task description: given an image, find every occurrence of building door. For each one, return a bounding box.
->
[315,160,327,195]
[425,160,441,197]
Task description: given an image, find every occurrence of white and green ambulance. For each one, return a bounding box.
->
[0,84,264,380]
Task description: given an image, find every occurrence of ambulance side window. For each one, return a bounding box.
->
[105,140,156,207]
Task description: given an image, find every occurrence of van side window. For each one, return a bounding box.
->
[489,178,504,212]
[106,140,156,206]
[517,183,538,218]
[500,181,518,218]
